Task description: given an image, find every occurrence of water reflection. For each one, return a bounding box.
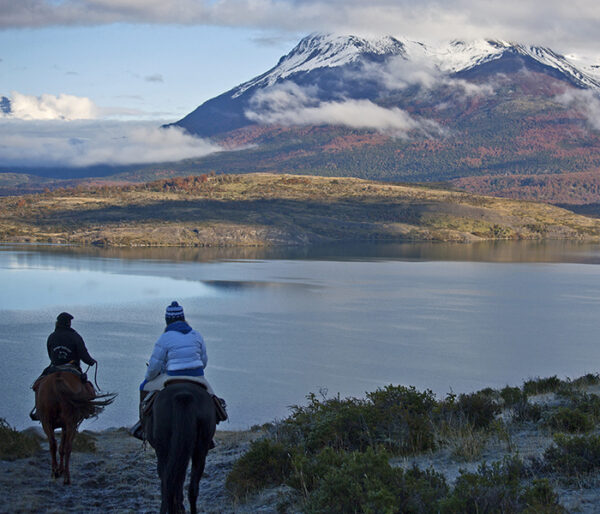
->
[3,241,600,432]
[3,240,600,264]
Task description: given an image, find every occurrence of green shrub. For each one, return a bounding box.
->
[523,376,563,396]
[226,439,293,499]
[512,401,543,423]
[288,447,347,494]
[302,447,448,514]
[282,393,375,453]
[500,386,526,407]
[281,386,439,456]
[544,407,595,433]
[0,418,41,460]
[455,391,501,429]
[367,385,439,454]
[440,457,524,513]
[569,392,600,419]
[568,373,600,389]
[521,479,565,513]
[543,434,600,476]
[439,457,561,513]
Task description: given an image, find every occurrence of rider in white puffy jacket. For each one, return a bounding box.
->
[130,301,227,441]
[144,301,208,383]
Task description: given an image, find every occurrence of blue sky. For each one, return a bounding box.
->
[0,24,296,121]
[0,0,599,169]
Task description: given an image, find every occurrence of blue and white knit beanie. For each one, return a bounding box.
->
[165,301,185,324]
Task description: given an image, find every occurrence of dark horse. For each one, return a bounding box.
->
[36,372,116,484]
[144,381,216,514]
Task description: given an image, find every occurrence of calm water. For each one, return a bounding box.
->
[2,241,600,431]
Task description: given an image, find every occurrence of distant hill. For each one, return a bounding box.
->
[1,173,599,247]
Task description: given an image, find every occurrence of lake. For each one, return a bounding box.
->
[2,240,600,431]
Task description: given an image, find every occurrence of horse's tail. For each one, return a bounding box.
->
[54,375,117,422]
[165,392,196,511]
[86,392,118,418]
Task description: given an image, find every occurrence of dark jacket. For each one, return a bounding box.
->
[47,326,95,369]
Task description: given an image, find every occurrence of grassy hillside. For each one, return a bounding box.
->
[1,173,600,247]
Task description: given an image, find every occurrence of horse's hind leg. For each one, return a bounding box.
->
[188,447,207,514]
[156,452,170,514]
[42,422,60,479]
[60,425,75,485]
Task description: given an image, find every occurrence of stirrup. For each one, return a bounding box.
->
[213,396,228,422]
[129,421,144,440]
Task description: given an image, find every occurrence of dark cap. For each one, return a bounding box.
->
[165,301,185,324]
[56,312,74,327]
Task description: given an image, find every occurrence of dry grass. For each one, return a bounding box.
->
[1,173,599,247]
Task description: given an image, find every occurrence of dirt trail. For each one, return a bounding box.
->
[0,428,272,514]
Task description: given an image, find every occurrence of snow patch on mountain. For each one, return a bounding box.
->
[232,34,600,101]
[233,33,407,97]
[423,39,600,89]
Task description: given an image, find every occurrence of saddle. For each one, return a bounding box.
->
[32,364,88,391]
[165,379,227,422]
[142,379,228,423]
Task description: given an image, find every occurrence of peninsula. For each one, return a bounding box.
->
[1,173,599,247]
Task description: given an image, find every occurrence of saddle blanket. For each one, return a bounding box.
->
[143,374,215,395]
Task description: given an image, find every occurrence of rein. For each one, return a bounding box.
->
[84,362,102,391]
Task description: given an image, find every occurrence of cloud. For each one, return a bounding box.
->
[1,1,600,54]
[0,120,223,167]
[555,89,600,131]
[144,73,164,83]
[243,57,491,136]
[1,91,178,121]
[361,55,495,99]
[245,82,443,137]
[2,91,98,120]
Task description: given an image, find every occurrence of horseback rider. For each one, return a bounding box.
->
[130,301,227,440]
[30,312,97,421]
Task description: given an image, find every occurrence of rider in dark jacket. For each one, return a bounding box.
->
[46,312,96,371]
[30,312,97,421]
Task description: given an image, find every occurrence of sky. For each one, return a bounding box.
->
[1,0,600,169]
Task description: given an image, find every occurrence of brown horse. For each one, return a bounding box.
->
[35,372,116,484]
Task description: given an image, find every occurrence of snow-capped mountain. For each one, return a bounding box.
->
[233,34,408,97]
[235,33,600,97]
[426,39,600,89]
[173,33,600,137]
[236,33,600,91]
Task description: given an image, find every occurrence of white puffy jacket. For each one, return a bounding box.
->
[144,324,207,381]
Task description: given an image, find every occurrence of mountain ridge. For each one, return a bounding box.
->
[172,32,600,139]
[4,33,600,207]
